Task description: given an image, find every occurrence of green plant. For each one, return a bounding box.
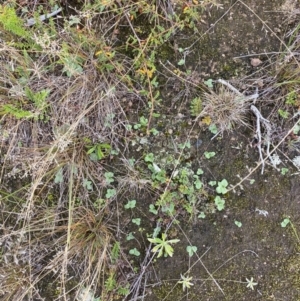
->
[105,272,116,292]
[204,151,216,159]
[215,196,225,211]
[0,5,29,38]
[246,277,258,290]
[281,218,290,227]
[129,248,140,256]
[59,43,84,77]
[186,245,197,257]
[83,178,93,191]
[111,242,120,264]
[204,78,213,88]
[209,124,218,134]
[86,142,111,161]
[117,284,130,296]
[124,200,136,209]
[281,217,300,243]
[133,116,148,129]
[105,188,116,199]
[132,218,141,226]
[234,220,242,228]
[190,97,202,117]
[178,274,194,291]
[1,88,50,120]
[126,233,134,241]
[148,233,180,258]
[285,90,297,105]
[278,109,289,119]
[216,179,228,194]
[104,172,114,184]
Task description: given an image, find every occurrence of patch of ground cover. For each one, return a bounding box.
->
[1,0,300,300]
[144,131,300,300]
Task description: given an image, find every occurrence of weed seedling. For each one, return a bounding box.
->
[281,217,300,244]
[246,277,258,290]
[186,245,197,257]
[215,196,225,211]
[234,220,242,228]
[132,218,141,226]
[216,179,228,194]
[204,151,216,159]
[148,233,180,258]
[129,248,140,256]
[178,274,194,291]
[124,200,136,209]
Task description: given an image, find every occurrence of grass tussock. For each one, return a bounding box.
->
[200,85,251,133]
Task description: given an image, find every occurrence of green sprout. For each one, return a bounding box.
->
[246,277,258,290]
[178,274,194,291]
[148,233,180,258]
[216,179,228,194]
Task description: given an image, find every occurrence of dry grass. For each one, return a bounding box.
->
[0,2,135,299]
[1,1,300,300]
[200,85,251,133]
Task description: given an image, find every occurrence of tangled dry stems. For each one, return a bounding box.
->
[200,85,251,133]
[0,11,134,300]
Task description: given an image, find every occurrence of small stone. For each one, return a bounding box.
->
[250,58,263,67]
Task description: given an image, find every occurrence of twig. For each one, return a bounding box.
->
[250,105,274,174]
[228,119,300,192]
[26,8,62,27]
[217,79,243,96]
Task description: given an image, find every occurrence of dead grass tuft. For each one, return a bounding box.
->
[200,85,251,133]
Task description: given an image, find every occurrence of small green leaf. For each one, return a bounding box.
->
[186,245,197,257]
[133,123,141,130]
[278,109,289,119]
[204,78,213,88]
[281,168,288,175]
[293,123,300,134]
[209,181,216,186]
[246,277,258,290]
[281,218,290,228]
[83,178,93,191]
[139,116,148,126]
[54,168,64,184]
[216,179,228,194]
[150,128,159,135]
[215,195,225,211]
[177,59,185,66]
[126,232,135,240]
[132,218,141,226]
[196,168,204,175]
[144,153,154,163]
[208,124,218,134]
[105,188,116,198]
[129,248,140,256]
[234,220,242,228]
[153,226,161,238]
[198,212,206,219]
[124,200,136,209]
[178,274,194,291]
[104,172,114,184]
[194,178,202,189]
[149,204,158,215]
[204,151,216,159]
